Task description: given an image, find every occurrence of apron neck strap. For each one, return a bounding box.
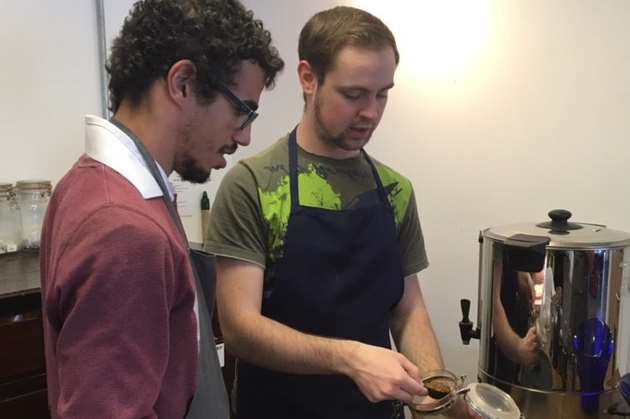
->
[109,117,188,243]
[288,127,390,208]
[288,127,300,208]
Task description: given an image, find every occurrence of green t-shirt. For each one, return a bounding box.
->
[205,134,428,277]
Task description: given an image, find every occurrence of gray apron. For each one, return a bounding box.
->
[111,118,229,419]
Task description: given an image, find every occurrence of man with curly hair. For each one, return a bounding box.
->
[40,1,283,418]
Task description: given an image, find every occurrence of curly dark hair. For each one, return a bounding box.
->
[107,0,284,112]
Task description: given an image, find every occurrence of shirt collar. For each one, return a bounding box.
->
[84,115,175,201]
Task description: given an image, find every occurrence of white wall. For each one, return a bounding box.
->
[0,1,102,183]
[2,0,630,383]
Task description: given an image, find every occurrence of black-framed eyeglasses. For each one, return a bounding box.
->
[214,81,258,130]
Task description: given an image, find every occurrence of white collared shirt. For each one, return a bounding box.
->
[84,114,199,346]
[84,115,175,200]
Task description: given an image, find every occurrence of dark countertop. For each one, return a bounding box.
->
[0,251,40,300]
[0,243,205,300]
[0,243,206,315]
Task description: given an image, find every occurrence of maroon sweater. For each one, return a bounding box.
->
[40,156,197,418]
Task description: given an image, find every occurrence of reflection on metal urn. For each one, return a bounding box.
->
[460,210,630,418]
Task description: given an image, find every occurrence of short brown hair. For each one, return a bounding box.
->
[298,6,399,83]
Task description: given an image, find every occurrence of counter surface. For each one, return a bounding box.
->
[0,250,40,299]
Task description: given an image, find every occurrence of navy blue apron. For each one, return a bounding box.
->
[236,128,405,419]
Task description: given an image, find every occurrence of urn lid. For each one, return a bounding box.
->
[483,209,630,249]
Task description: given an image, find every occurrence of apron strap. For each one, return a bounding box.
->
[288,127,300,209]
[362,148,390,208]
[109,117,188,243]
[288,126,393,211]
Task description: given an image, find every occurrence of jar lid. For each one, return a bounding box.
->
[465,383,521,419]
[0,183,12,193]
[15,180,52,191]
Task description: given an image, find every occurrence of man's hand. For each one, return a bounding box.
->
[516,326,539,367]
[343,342,427,403]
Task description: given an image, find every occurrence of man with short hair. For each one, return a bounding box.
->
[206,6,445,419]
[40,1,283,418]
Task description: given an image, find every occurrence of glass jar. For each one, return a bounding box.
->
[15,180,52,250]
[0,183,23,254]
[411,370,521,419]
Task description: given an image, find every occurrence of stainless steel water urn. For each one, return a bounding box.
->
[460,210,630,418]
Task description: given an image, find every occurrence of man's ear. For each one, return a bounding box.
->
[297,60,319,98]
[166,59,197,106]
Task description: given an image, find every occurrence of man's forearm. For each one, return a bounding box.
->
[391,305,444,375]
[222,310,357,375]
[215,258,426,403]
[390,276,444,376]
[223,309,428,404]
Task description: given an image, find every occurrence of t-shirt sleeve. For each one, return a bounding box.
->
[399,188,429,276]
[204,162,267,267]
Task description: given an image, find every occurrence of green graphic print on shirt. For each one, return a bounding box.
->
[258,162,412,265]
[204,134,428,277]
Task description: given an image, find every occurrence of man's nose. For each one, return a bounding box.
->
[232,125,252,147]
[358,96,380,121]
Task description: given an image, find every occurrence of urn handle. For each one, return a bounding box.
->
[537,209,582,232]
[548,209,572,227]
